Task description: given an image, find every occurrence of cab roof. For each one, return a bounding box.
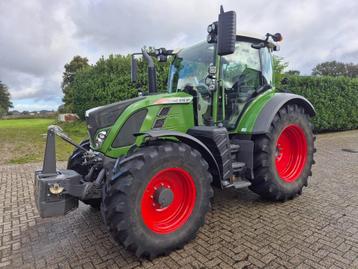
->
[173,32,275,54]
[237,31,265,41]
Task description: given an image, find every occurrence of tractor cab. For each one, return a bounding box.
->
[167,34,276,130]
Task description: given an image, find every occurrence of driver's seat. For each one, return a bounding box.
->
[225,68,260,127]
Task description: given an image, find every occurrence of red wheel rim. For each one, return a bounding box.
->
[141,167,196,234]
[275,124,307,182]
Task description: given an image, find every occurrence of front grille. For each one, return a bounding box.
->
[158,106,171,117]
[86,97,144,141]
[153,118,165,129]
[112,109,148,148]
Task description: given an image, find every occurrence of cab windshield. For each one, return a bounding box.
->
[167,42,215,93]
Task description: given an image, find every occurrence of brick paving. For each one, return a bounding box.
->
[1,130,358,269]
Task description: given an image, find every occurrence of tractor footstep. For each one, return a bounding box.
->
[223,179,251,189]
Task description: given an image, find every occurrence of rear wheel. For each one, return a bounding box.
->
[250,104,315,201]
[101,141,213,259]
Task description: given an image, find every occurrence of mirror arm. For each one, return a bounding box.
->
[251,41,269,49]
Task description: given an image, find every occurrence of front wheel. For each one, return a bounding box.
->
[101,141,213,259]
[67,140,101,209]
[250,104,315,201]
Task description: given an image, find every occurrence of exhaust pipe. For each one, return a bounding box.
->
[131,54,138,83]
[141,48,157,94]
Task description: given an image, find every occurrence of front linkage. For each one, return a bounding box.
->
[34,125,104,217]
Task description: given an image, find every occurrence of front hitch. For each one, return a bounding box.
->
[42,125,92,176]
[34,125,103,218]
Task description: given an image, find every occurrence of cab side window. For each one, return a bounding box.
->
[260,47,273,86]
[221,41,262,129]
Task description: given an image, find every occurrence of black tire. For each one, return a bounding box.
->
[67,140,101,209]
[101,141,213,259]
[81,199,101,209]
[250,104,315,201]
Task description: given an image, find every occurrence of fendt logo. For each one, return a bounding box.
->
[154,97,193,105]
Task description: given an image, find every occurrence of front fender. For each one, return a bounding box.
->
[137,130,222,183]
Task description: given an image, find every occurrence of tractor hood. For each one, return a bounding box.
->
[85,96,145,140]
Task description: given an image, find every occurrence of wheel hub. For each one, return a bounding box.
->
[141,167,196,234]
[275,124,308,182]
[154,187,174,208]
[275,143,283,159]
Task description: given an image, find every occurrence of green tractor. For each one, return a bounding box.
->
[35,7,315,259]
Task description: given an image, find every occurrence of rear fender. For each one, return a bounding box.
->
[252,93,315,134]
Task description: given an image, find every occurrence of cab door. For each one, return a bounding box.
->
[220,40,273,130]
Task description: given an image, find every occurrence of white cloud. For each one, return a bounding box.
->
[11,102,56,112]
[0,0,80,107]
[1,0,358,111]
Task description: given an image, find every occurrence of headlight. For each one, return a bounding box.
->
[95,130,108,148]
[207,24,213,33]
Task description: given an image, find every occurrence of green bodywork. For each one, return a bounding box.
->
[94,88,276,158]
[92,37,279,159]
[233,89,275,134]
[95,91,195,158]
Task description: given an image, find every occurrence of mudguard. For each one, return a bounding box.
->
[253,93,315,134]
[137,130,222,182]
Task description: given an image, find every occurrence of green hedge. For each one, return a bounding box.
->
[71,54,169,119]
[286,76,358,132]
[69,55,358,132]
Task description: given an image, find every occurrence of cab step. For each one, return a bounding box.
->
[230,143,240,154]
[222,179,252,189]
[232,161,245,173]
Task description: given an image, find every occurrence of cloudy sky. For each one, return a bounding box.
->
[1,0,358,111]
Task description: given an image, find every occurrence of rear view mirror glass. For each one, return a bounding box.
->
[217,8,236,56]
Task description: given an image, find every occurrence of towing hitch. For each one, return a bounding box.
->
[34,125,102,218]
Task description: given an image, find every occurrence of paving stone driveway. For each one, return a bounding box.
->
[1,130,358,269]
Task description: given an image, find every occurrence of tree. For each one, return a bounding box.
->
[312,61,358,77]
[0,81,13,117]
[273,55,289,86]
[62,56,89,112]
[71,53,170,119]
[285,70,300,76]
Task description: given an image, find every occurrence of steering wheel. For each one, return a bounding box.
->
[183,83,210,97]
[231,73,248,90]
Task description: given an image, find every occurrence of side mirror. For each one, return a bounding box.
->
[131,54,138,83]
[217,6,236,56]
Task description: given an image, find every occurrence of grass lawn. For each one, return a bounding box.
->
[0,118,88,164]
